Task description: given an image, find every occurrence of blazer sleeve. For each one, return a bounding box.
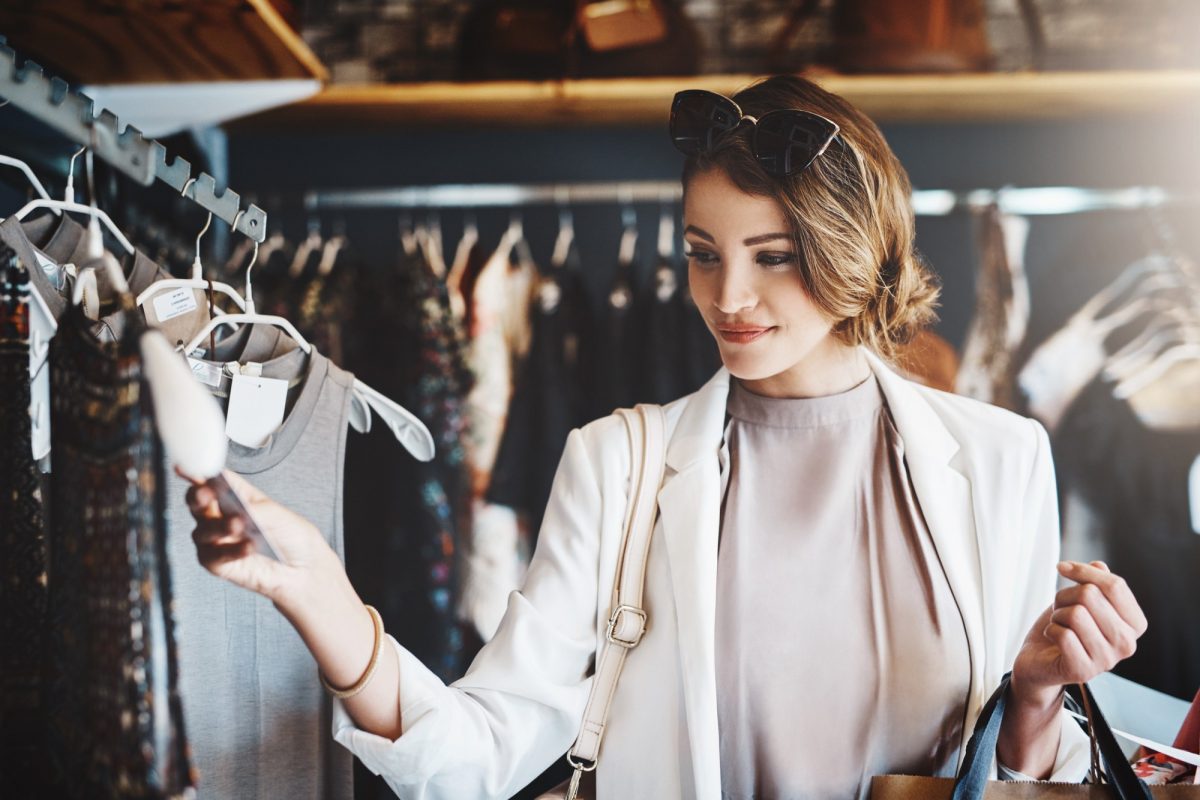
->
[332,426,605,799]
[995,417,1091,783]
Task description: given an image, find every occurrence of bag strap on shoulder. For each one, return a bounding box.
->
[561,403,667,798]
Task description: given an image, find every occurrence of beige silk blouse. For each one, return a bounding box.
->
[715,374,972,799]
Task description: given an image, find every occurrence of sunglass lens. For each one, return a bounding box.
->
[671,91,741,155]
[753,111,839,176]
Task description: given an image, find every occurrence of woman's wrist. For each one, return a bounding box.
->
[273,558,379,689]
[1009,670,1067,714]
[997,672,1066,779]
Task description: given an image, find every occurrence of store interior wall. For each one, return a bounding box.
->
[226,110,1200,369]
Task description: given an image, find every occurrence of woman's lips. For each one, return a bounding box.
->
[716,326,774,344]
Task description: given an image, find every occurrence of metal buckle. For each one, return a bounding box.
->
[605,604,647,648]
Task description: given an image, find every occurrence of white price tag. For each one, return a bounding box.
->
[187,357,223,388]
[225,374,287,448]
[151,287,199,323]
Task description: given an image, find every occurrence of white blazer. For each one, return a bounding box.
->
[334,348,1091,799]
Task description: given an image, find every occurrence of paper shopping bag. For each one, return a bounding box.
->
[871,673,1197,799]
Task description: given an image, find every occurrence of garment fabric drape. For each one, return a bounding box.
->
[44,298,194,799]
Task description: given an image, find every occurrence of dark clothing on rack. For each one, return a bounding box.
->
[488,265,594,534]
[343,245,471,688]
[44,301,194,799]
[592,266,640,418]
[0,246,52,795]
[1053,378,1200,699]
[638,258,689,405]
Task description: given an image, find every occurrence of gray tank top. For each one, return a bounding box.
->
[164,325,355,800]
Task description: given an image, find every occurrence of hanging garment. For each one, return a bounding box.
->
[295,240,353,367]
[343,242,471,697]
[162,326,355,800]
[460,233,536,642]
[1053,377,1200,700]
[44,298,195,800]
[593,260,641,418]
[0,214,207,345]
[488,263,594,536]
[637,257,689,405]
[0,244,52,794]
[956,205,1030,410]
[716,375,971,799]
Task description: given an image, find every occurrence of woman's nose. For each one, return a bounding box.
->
[713,264,757,314]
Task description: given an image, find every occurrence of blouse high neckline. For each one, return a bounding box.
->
[727,373,882,429]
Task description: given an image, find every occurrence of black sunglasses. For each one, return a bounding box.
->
[669,89,841,177]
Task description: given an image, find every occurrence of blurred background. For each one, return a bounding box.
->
[2,2,1198,798]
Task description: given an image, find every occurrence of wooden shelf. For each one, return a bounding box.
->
[0,0,326,85]
[232,70,1200,129]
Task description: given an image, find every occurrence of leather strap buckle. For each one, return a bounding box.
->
[605,604,647,648]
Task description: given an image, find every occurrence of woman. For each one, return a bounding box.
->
[183,76,1148,799]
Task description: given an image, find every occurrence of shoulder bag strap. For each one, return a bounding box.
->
[561,403,667,799]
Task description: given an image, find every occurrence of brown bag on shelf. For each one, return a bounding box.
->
[577,0,669,51]
[567,0,700,77]
[769,0,1045,74]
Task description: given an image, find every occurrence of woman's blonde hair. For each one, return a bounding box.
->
[681,75,940,361]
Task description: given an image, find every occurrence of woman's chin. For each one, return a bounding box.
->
[718,350,788,383]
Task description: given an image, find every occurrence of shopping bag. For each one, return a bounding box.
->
[870,673,1196,799]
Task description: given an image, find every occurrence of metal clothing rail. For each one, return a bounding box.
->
[0,38,268,242]
[305,180,1200,217]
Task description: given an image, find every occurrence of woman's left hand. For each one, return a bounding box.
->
[1010,560,1149,706]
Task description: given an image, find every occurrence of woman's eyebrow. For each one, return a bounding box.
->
[684,226,792,247]
[742,232,791,246]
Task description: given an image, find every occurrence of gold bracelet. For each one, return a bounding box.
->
[319,604,384,700]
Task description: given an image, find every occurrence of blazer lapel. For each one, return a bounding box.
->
[656,367,730,799]
[867,350,988,749]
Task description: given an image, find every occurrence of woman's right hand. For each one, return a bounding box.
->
[181,468,343,608]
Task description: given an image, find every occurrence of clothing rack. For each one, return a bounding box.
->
[305,181,1200,217]
[0,38,267,242]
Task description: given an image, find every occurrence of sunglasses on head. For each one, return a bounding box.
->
[669,89,841,177]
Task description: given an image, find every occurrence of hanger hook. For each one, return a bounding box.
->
[65,146,86,202]
[0,97,10,109]
[244,239,260,314]
[190,211,213,279]
[180,177,197,199]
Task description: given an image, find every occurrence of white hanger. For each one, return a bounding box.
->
[551,187,576,270]
[1114,341,1200,399]
[181,241,312,356]
[179,240,436,462]
[422,211,447,278]
[0,154,57,210]
[12,146,135,254]
[289,219,323,278]
[1102,303,1194,382]
[508,210,534,269]
[136,194,248,311]
[13,198,135,255]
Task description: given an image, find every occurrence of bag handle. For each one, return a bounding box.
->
[952,672,1152,800]
[560,403,667,799]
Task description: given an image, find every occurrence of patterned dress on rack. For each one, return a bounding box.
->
[343,244,472,686]
[44,295,196,799]
[0,244,52,795]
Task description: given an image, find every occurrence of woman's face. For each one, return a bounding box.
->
[684,166,854,396]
